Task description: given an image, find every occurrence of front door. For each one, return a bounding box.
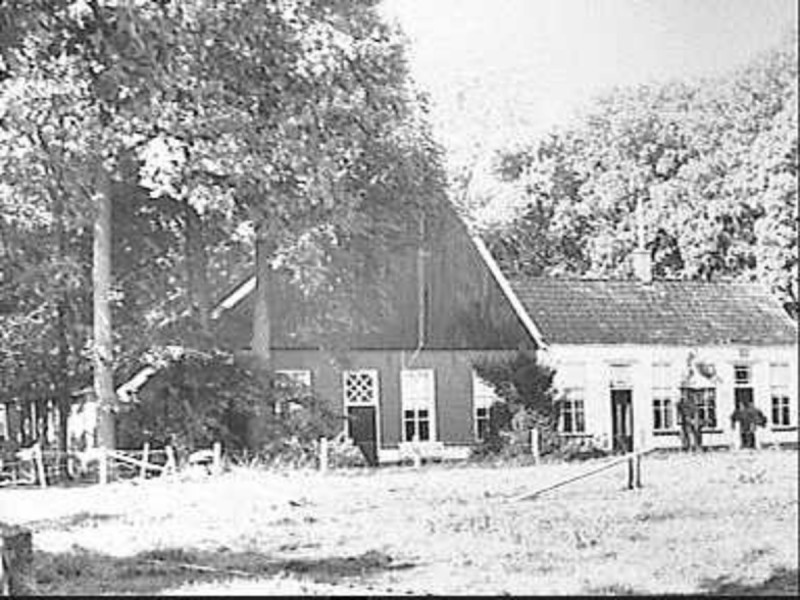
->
[611,389,633,453]
[347,405,378,466]
[343,370,380,466]
[734,388,756,449]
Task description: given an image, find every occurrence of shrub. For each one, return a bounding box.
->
[471,350,559,458]
[116,348,342,462]
[552,436,610,462]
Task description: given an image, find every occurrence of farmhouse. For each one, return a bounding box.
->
[507,254,799,453]
[1,200,539,464]
[141,203,542,465]
[54,206,798,465]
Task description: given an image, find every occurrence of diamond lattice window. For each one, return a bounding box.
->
[344,371,378,405]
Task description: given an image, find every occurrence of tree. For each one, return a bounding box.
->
[471,351,558,455]
[2,0,447,453]
[484,32,798,314]
[128,0,446,369]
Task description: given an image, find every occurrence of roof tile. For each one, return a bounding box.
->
[508,278,798,346]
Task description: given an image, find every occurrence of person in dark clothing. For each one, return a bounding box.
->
[731,402,767,449]
[677,394,701,452]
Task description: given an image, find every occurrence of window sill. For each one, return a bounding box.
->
[559,433,592,438]
[771,426,797,432]
[653,429,723,436]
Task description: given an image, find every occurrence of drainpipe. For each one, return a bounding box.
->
[409,213,427,366]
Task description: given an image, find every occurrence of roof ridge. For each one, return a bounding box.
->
[509,276,771,287]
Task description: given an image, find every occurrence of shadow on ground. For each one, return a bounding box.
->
[30,546,414,595]
[699,567,799,596]
[585,567,799,597]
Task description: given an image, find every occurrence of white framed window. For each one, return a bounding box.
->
[734,364,752,387]
[275,369,312,416]
[769,364,791,427]
[472,372,500,441]
[653,398,673,431]
[560,389,586,434]
[696,389,718,429]
[401,369,436,442]
[343,370,379,406]
[557,362,586,434]
[652,362,675,432]
[276,369,311,388]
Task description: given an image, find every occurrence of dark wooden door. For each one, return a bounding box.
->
[611,389,633,453]
[734,388,755,448]
[347,405,378,466]
[735,388,754,411]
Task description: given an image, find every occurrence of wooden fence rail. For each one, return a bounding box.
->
[0,441,222,488]
[512,447,656,502]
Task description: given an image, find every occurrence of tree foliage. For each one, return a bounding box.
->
[484,32,798,315]
[116,348,342,457]
[1,0,447,451]
[471,351,559,455]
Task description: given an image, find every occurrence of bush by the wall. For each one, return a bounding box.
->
[116,348,342,463]
[470,350,560,458]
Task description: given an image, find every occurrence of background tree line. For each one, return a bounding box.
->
[478,31,797,317]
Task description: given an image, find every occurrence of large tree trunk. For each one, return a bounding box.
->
[52,181,72,460]
[56,302,70,452]
[247,226,275,449]
[251,227,274,367]
[183,205,212,340]
[93,173,116,450]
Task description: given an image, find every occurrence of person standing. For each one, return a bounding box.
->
[731,401,767,449]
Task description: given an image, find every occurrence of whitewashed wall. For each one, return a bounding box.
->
[539,343,798,451]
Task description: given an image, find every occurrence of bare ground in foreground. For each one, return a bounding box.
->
[1,448,797,595]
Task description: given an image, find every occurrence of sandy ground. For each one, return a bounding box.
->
[1,448,797,595]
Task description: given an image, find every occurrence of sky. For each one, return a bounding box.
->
[380,0,798,166]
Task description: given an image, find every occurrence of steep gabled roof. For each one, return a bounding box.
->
[210,203,540,351]
[508,278,798,346]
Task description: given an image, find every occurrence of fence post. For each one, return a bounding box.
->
[530,429,540,464]
[635,453,642,488]
[98,448,108,485]
[140,442,150,481]
[212,442,222,476]
[318,437,328,474]
[33,443,47,489]
[411,433,422,469]
[0,523,33,595]
[164,445,177,476]
[626,455,634,490]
